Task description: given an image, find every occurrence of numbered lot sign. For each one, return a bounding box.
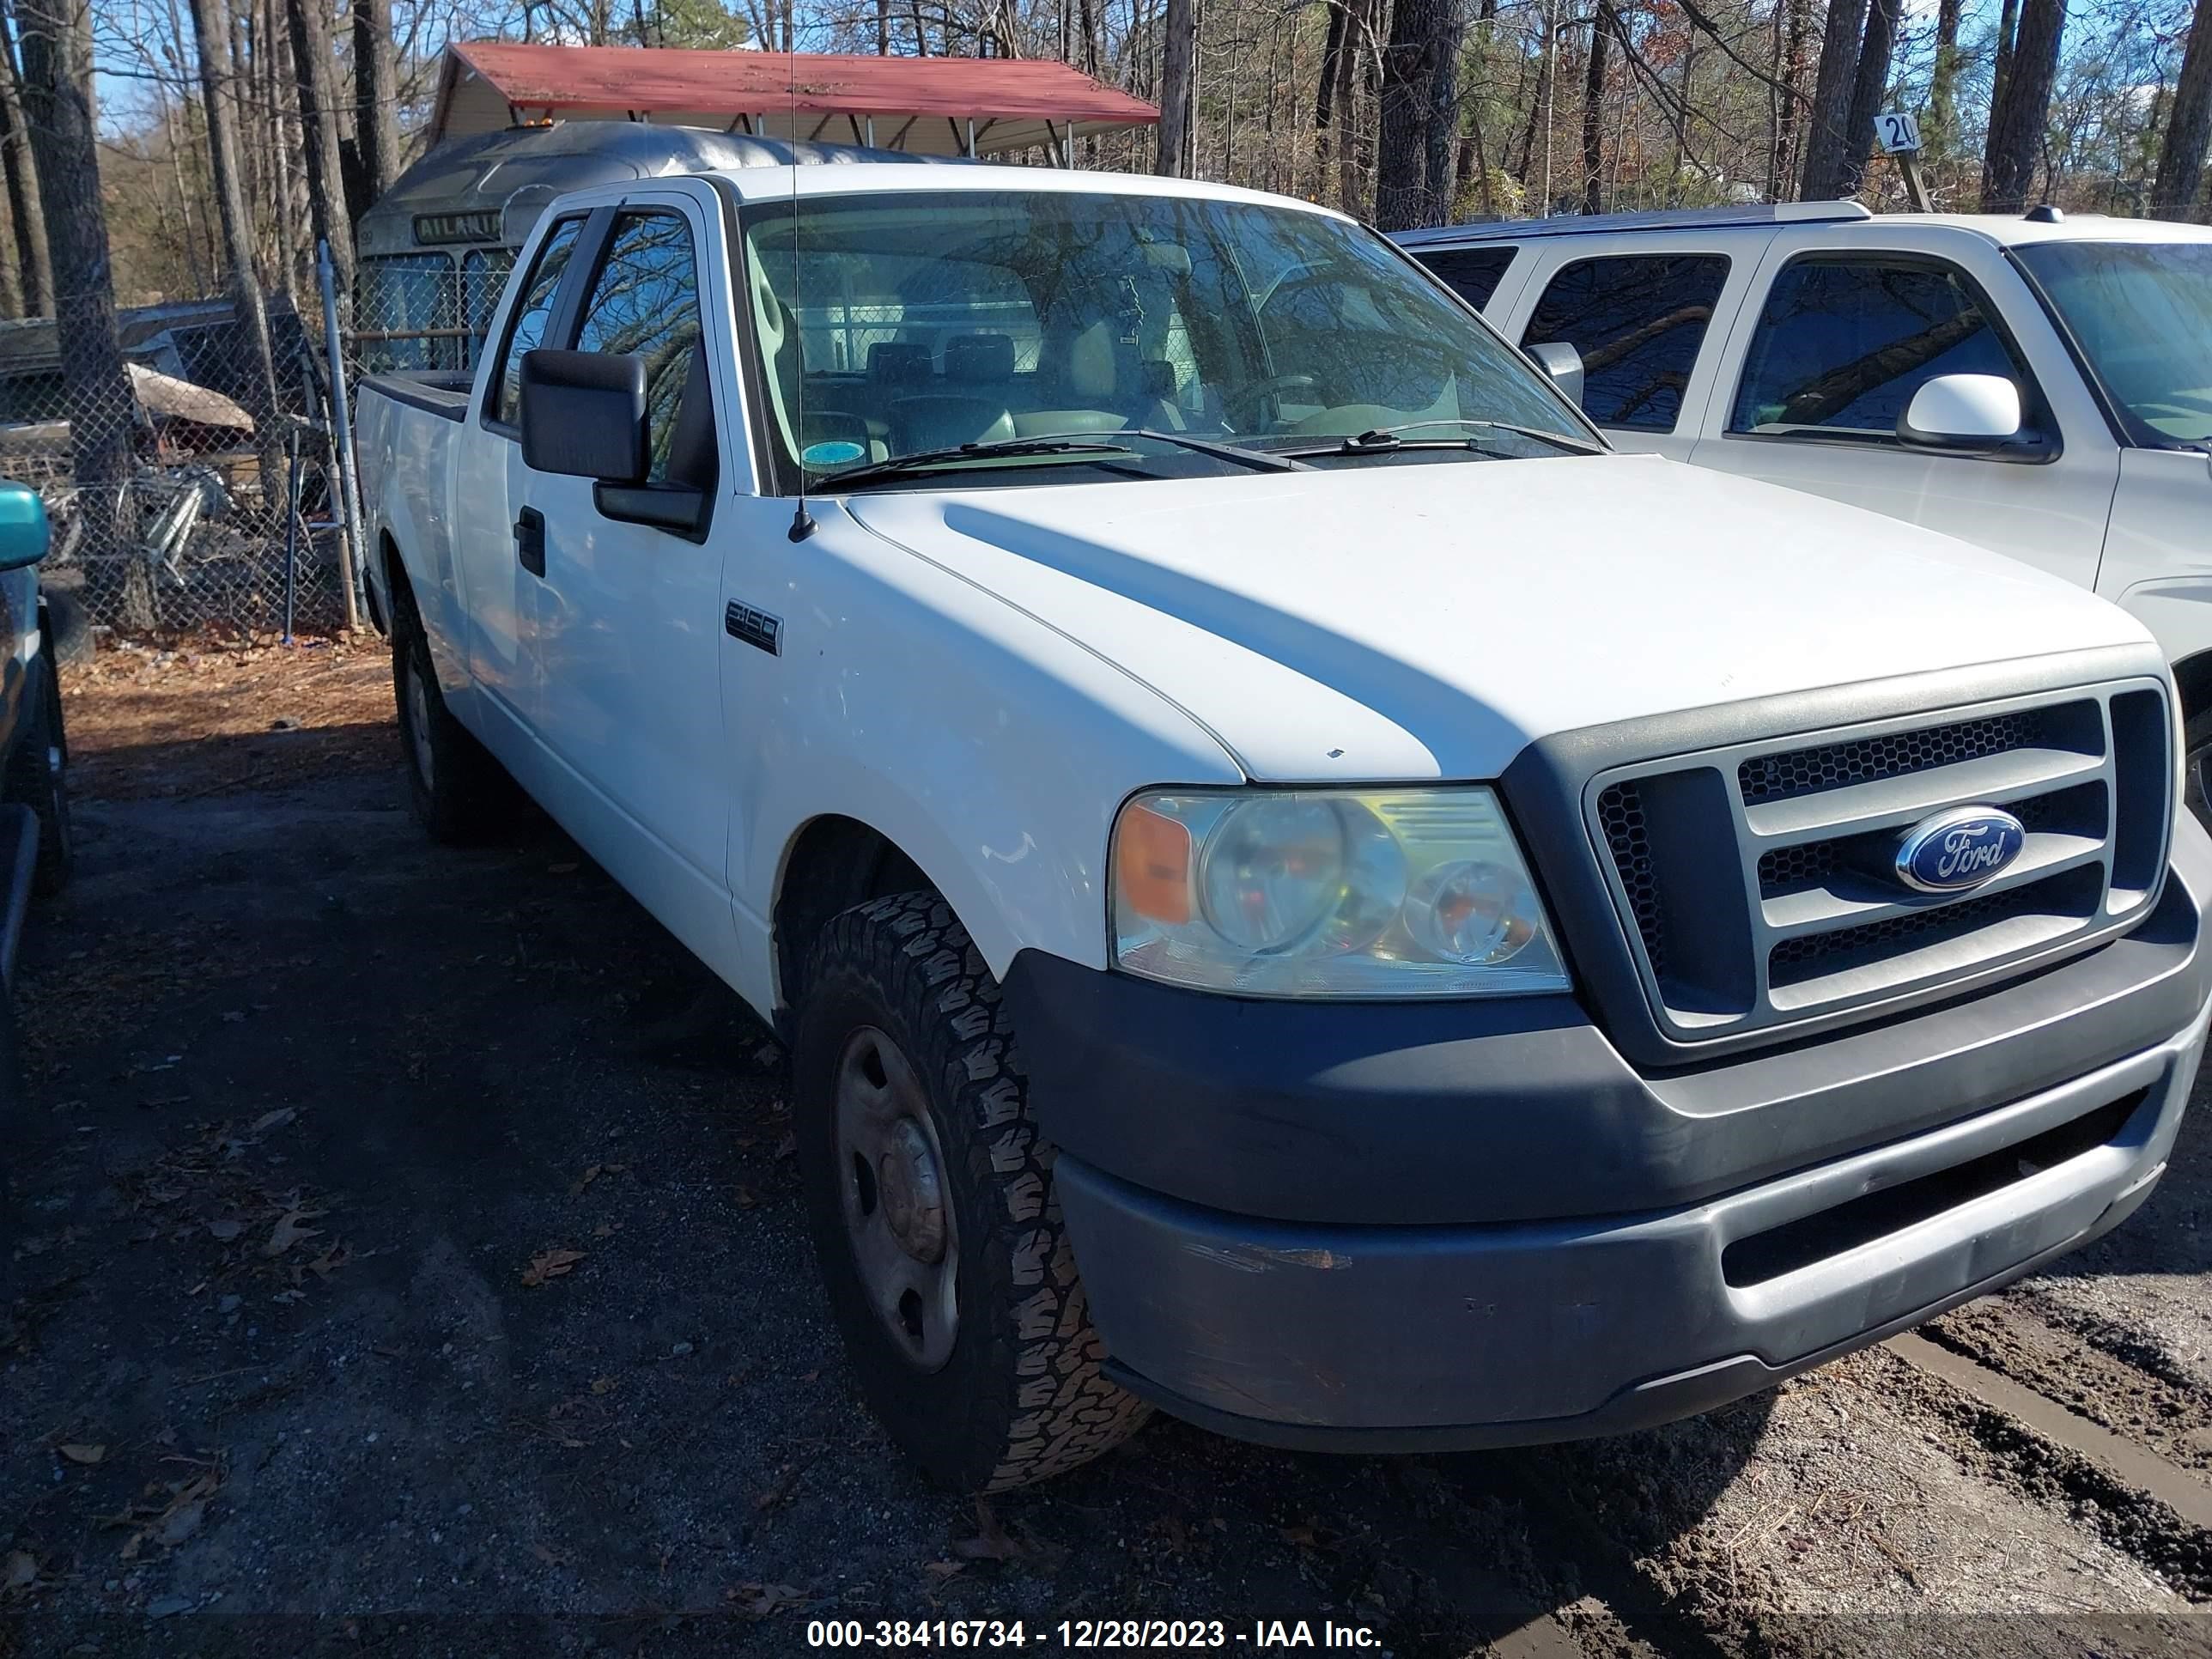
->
[1875,112,1923,155]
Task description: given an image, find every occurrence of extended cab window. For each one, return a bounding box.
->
[1522,254,1729,431]
[573,212,705,483]
[493,217,585,428]
[1730,258,2029,439]
[1415,246,1517,312]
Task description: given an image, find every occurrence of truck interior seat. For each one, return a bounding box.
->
[890,332,1018,453]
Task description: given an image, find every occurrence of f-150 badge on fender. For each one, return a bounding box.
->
[1893,806,2027,894]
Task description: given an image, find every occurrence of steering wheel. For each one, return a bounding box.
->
[1223,372,1320,429]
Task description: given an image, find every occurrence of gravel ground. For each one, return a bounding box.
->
[3,636,2210,1658]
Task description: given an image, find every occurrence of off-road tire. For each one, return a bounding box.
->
[3,639,70,896]
[390,577,517,844]
[795,891,1152,1492]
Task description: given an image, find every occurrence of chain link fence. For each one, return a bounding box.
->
[0,274,386,643]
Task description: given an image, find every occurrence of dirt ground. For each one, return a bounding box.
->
[3,636,2210,1657]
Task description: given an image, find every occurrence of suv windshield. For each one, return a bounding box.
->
[2016,240,2212,447]
[740,189,1590,488]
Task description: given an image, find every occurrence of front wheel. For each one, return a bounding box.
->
[794,892,1150,1492]
[4,640,69,896]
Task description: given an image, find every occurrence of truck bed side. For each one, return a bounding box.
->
[356,373,468,690]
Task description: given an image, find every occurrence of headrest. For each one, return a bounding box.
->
[945,333,1016,383]
[1067,321,1115,399]
[868,341,932,384]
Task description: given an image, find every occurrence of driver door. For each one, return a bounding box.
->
[521,192,744,982]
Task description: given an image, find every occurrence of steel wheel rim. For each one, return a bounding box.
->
[404,660,435,790]
[834,1024,959,1372]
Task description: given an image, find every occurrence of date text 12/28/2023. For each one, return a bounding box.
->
[803,1619,1384,1649]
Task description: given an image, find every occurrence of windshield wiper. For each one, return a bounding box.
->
[1278,417,1607,459]
[820,437,1132,492]
[820,428,1303,492]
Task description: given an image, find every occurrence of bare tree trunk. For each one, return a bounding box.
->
[354,0,399,204]
[1154,0,1194,174]
[1990,0,2020,119]
[1578,0,1611,214]
[1424,0,1462,216]
[876,0,890,50]
[1335,0,1364,210]
[19,0,149,629]
[1798,0,1869,198]
[1765,0,1807,199]
[287,0,353,307]
[1836,0,1900,198]
[1511,0,1554,186]
[2154,0,2212,219]
[186,0,283,492]
[1983,0,2063,211]
[1928,0,1964,154]
[1315,0,1346,187]
[0,2,48,317]
[1375,0,1450,228]
[269,0,307,289]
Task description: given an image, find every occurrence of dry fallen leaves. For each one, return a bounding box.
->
[730,1582,807,1618]
[262,1206,326,1257]
[115,1467,223,1562]
[58,1443,106,1466]
[951,1498,1026,1563]
[2,1550,38,1597]
[521,1248,586,1288]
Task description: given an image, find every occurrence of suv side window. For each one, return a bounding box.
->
[573,211,705,483]
[1522,253,1729,431]
[1416,246,1517,312]
[491,216,586,428]
[1729,258,2031,439]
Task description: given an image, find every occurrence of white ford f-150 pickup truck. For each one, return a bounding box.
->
[356,148,2211,1493]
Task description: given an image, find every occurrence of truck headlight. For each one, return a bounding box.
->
[1111,787,1571,998]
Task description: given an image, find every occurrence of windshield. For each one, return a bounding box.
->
[2015,240,2212,447]
[739,189,1590,489]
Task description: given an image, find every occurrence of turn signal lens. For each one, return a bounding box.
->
[1114,800,1193,924]
[1110,787,1568,999]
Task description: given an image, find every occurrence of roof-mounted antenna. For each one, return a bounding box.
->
[787,32,816,543]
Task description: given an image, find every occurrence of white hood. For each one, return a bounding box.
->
[846,453,2154,782]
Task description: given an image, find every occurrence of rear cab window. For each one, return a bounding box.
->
[1728,256,2048,445]
[1413,246,1520,313]
[486,216,587,431]
[1520,253,1731,432]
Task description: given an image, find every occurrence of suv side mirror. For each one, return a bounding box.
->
[1525,341,1584,409]
[0,482,50,573]
[519,349,647,483]
[1899,374,2024,451]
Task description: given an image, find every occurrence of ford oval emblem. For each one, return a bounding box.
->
[1893,806,2027,894]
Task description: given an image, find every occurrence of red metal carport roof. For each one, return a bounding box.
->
[431,42,1158,156]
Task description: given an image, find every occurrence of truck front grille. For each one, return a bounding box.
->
[1586,679,2173,1043]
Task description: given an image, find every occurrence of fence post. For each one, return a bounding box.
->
[317,239,365,632]
[282,424,301,646]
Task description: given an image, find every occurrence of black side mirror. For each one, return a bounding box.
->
[519,349,647,483]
